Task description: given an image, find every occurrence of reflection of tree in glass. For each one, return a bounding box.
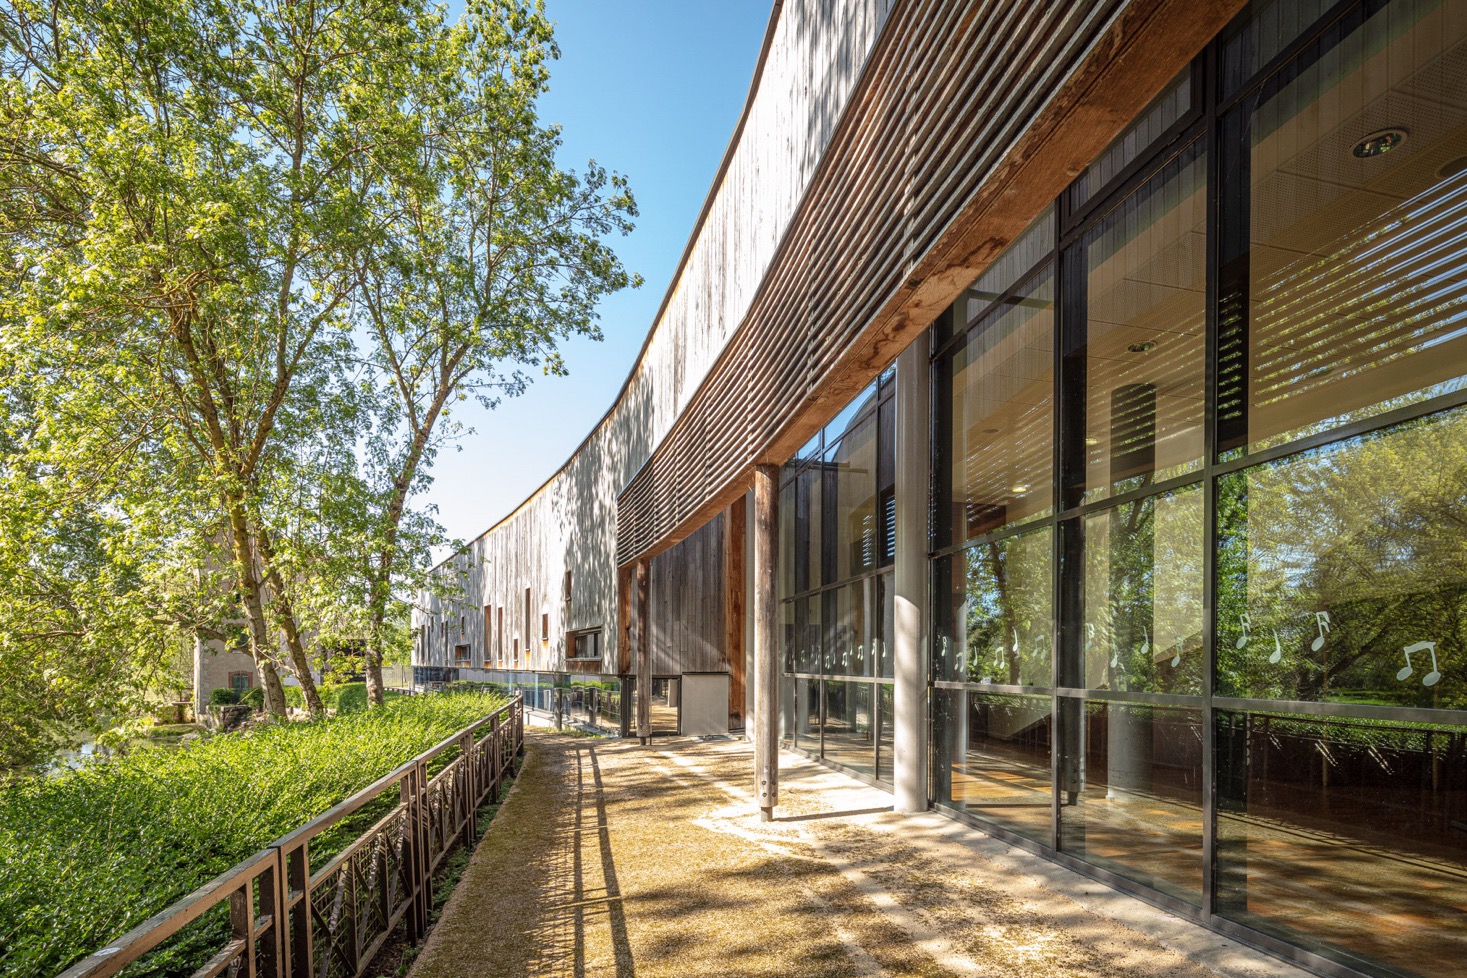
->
[1217,409,1467,709]
[962,529,1052,685]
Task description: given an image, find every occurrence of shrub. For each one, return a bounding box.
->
[207,688,237,706]
[238,686,264,710]
[283,686,305,710]
[0,691,508,978]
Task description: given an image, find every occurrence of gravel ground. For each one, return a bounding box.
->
[408,733,1310,978]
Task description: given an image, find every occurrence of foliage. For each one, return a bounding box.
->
[0,691,506,978]
[238,686,264,709]
[207,688,237,707]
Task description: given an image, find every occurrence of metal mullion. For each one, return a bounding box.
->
[933,680,1054,696]
[1050,200,1066,855]
[1058,127,1205,254]
[1055,470,1205,524]
[1201,34,1222,926]
[1211,386,1467,478]
[1053,687,1206,708]
[1213,0,1369,117]
[929,258,1056,364]
[928,513,1056,564]
[1212,695,1467,726]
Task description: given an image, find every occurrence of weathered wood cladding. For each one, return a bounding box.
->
[646,514,726,677]
[614,0,1248,567]
[416,0,893,669]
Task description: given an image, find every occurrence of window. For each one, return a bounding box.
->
[453,644,470,667]
[569,629,603,661]
[541,612,550,643]
[926,4,1467,973]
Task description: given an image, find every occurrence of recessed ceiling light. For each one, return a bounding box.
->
[1084,436,1101,447]
[1010,483,1031,494]
[1353,128,1407,159]
[1127,341,1156,354]
[1439,156,1467,180]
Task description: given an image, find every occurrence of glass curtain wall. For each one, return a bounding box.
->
[931,3,1467,976]
[780,373,897,783]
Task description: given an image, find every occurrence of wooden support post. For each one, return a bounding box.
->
[725,497,747,730]
[635,560,651,745]
[753,463,779,821]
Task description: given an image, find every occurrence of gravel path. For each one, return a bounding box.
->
[408,732,1312,978]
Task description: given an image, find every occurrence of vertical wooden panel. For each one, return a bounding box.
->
[725,497,747,728]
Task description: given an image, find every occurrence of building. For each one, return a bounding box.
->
[414,2,1467,976]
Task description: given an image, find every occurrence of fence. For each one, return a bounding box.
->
[56,695,525,978]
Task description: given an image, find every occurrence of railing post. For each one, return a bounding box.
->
[229,883,254,977]
[260,853,283,978]
[459,732,476,847]
[284,843,311,978]
[490,714,502,803]
[399,772,424,943]
[415,759,432,927]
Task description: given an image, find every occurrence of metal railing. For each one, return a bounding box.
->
[56,695,525,978]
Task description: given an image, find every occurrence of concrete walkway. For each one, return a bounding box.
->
[409,733,1313,978]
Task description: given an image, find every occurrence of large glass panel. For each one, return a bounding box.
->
[934,525,1054,687]
[824,581,876,678]
[1077,141,1207,501]
[1058,700,1204,904]
[827,412,879,582]
[1216,709,1467,978]
[933,689,1053,846]
[794,678,820,754]
[1216,408,1467,709]
[878,574,895,679]
[878,396,896,567]
[794,596,822,675]
[1082,485,1205,695]
[1219,0,1467,456]
[1069,71,1193,211]
[877,682,894,783]
[796,464,822,592]
[822,680,876,778]
[779,476,795,598]
[938,267,1056,547]
[937,207,1055,347]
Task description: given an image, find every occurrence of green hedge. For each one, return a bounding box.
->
[0,691,508,978]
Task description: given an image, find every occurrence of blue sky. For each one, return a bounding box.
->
[421,0,772,554]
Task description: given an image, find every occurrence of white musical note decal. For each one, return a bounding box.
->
[1012,628,1020,656]
[1269,629,1283,665]
[1311,611,1331,652]
[1399,641,1442,687]
[1086,623,1096,650]
[1235,613,1253,651]
[1140,625,1150,658]
[1170,638,1183,668]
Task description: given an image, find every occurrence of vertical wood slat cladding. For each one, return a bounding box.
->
[615,0,1242,567]
[647,513,726,677]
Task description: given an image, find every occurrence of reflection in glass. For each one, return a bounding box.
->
[794,678,820,754]
[937,207,1054,347]
[796,464,822,592]
[1083,486,1203,694]
[1078,141,1206,500]
[825,580,877,678]
[793,596,822,675]
[822,680,876,779]
[1217,710,1467,978]
[935,526,1053,686]
[939,267,1055,546]
[827,410,879,582]
[933,689,1053,845]
[1216,408,1466,709]
[878,683,894,783]
[1058,700,1203,904]
[1219,0,1467,455]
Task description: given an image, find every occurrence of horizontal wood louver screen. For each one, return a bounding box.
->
[616,0,1228,567]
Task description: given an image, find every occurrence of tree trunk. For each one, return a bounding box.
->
[364,642,386,705]
[254,525,325,712]
[224,501,287,716]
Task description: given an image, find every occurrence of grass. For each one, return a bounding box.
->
[0,691,507,978]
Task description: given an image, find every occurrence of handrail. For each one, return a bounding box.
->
[56,695,525,978]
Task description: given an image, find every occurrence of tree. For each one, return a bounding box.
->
[351,0,638,705]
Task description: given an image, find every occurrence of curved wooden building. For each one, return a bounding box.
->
[416,2,1467,976]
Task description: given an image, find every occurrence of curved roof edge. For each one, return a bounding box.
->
[447,0,787,559]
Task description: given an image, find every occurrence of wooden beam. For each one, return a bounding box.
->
[753,465,779,820]
[724,495,747,729]
[635,560,651,745]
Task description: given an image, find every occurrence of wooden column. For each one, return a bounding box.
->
[753,463,779,820]
[635,560,651,745]
[725,497,747,730]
